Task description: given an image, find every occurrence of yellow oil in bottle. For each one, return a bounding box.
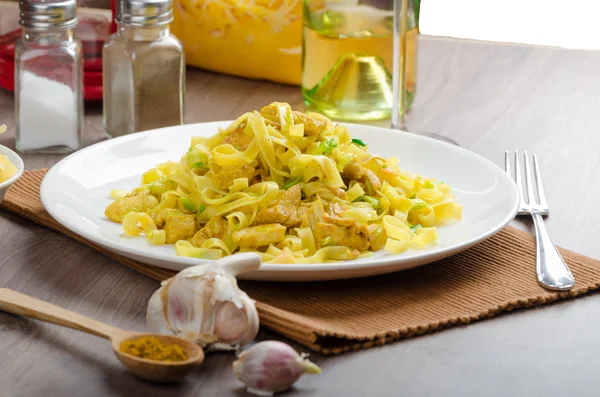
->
[302,5,417,121]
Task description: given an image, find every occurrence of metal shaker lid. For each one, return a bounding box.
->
[116,0,173,27]
[19,0,78,31]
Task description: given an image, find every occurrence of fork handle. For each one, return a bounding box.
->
[531,212,575,291]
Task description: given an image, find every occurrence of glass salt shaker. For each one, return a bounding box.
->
[103,0,185,138]
[15,0,83,153]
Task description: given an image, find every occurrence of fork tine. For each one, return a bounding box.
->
[523,151,537,204]
[504,150,511,176]
[533,154,548,208]
[514,150,526,204]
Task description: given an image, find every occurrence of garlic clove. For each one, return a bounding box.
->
[146,253,261,351]
[233,341,321,396]
[238,298,260,347]
[214,301,249,343]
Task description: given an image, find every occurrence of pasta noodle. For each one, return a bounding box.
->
[104,103,463,263]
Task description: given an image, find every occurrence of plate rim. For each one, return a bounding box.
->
[41,121,520,274]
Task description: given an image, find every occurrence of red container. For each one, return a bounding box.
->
[0,6,111,101]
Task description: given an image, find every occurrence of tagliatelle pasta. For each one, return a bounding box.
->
[104,103,463,263]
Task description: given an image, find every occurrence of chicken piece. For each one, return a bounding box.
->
[313,221,370,251]
[259,104,282,124]
[328,215,355,228]
[249,175,261,185]
[191,216,228,247]
[204,216,228,238]
[163,214,198,244]
[305,199,326,231]
[341,161,364,181]
[223,129,253,151]
[368,224,387,252]
[342,161,381,192]
[297,206,309,219]
[327,202,345,218]
[291,111,327,136]
[155,208,183,228]
[105,191,159,223]
[259,104,325,136]
[254,185,302,228]
[213,165,255,190]
[298,206,310,228]
[328,187,348,200]
[306,200,354,227]
[233,224,286,248]
[306,199,370,250]
[363,168,382,192]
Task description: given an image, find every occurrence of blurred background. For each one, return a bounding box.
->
[420,0,600,50]
[3,0,597,49]
[1,0,597,121]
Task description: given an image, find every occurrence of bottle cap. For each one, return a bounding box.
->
[116,0,173,27]
[19,0,78,31]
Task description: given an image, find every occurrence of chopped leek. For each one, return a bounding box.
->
[180,197,196,212]
[282,176,302,190]
[410,199,428,211]
[319,137,338,156]
[351,138,366,147]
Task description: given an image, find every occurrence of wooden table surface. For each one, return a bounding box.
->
[2,36,600,397]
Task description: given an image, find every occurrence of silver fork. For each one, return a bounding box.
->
[505,150,575,291]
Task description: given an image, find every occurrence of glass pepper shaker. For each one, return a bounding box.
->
[15,0,84,153]
[103,0,185,138]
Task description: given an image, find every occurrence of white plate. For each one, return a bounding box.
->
[41,122,519,281]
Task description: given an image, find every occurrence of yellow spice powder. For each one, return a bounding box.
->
[119,336,188,362]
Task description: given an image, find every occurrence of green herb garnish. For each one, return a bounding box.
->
[282,177,302,190]
[181,198,196,212]
[354,195,381,209]
[365,178,373,195]
[351,138,366,147]
[410,200,428,211]
[186,148,209,169]
[192,162,208,169]
[197,204,206,214]
[411,224,423,232]
[318,137,338,156]
[362,196,380,209]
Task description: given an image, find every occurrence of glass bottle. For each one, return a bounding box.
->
[15,0,83,153]
[301,0,419,122]
[103,0,185,138]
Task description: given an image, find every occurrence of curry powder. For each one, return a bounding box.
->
[120,336,188,362]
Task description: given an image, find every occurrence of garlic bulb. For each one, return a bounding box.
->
[233,341,321,396]
[146,253,261,351]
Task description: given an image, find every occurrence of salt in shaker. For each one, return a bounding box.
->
[103,0,185,138]
[15,0,84,153]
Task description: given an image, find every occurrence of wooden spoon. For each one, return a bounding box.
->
[0,288,204,382]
